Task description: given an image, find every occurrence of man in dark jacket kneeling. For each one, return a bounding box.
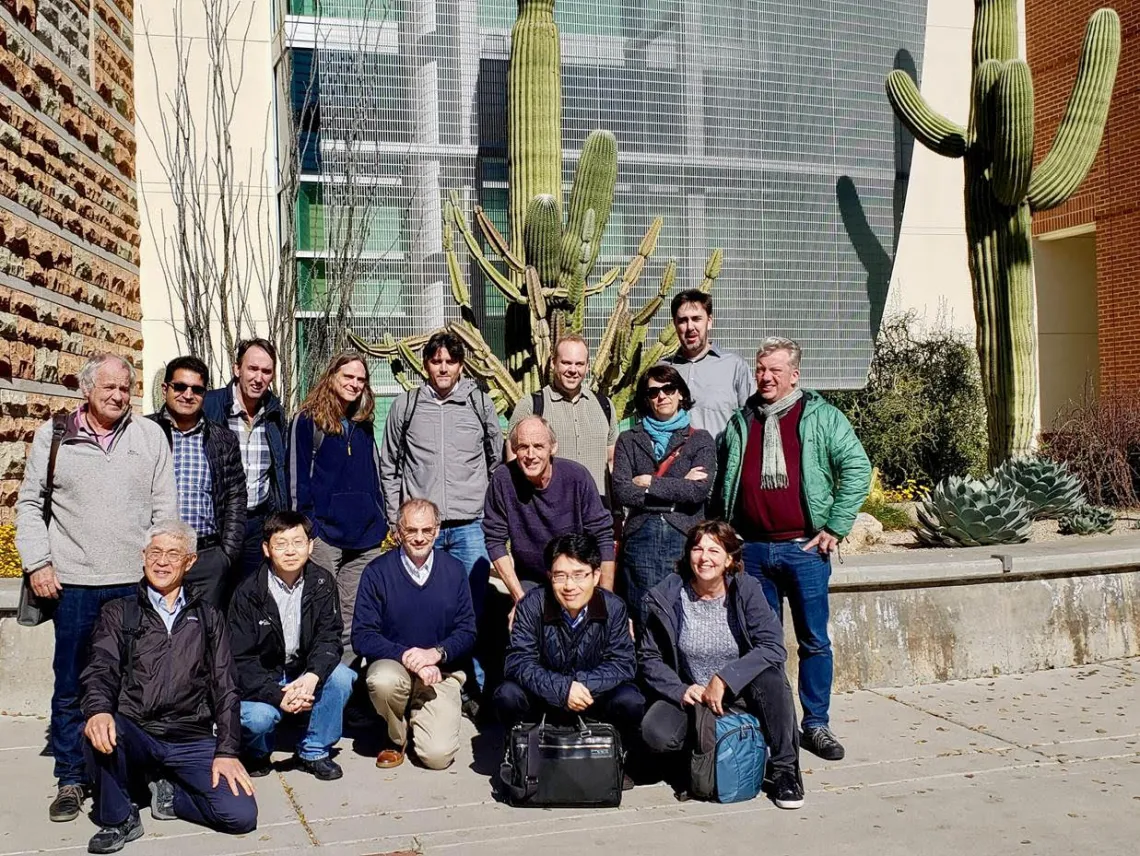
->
[493,533,645,787]
[81,521,256,854]
[228,511,356,781]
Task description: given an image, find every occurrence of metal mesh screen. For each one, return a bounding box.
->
[295,0,927,391]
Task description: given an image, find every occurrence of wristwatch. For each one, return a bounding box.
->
[434,645,447,664]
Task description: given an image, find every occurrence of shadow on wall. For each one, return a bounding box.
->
[836,48,917,341]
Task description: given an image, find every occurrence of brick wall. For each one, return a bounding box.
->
[0,0,140,523]
[1027,0,1140,393]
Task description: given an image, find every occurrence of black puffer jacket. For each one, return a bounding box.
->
[227,562,343,707]
[504,586,636,708]
[149,410,248,562]
[81,583,241,757]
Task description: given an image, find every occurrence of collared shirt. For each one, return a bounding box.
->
[665,343,753,441]
[268,570,305,665]
[562,605,588,630]
[227,382,272,509]
[164,413,216,537]
[508,385,618,499]
[76,404,126,452]
[400,548,435,587]
[147,586,187,634]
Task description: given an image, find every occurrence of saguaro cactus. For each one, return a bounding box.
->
[354,0,721,418]
[885,2,1120,468]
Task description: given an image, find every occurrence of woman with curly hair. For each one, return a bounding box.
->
[289,351,387,646]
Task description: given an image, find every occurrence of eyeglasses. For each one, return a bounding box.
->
[144,548,188,564]
[399,526,438,538]
[550,570,595,585]
[268,538,311,552]
[168,381,207,397]
[647,384,679,399]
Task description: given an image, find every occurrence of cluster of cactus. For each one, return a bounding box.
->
[1058,504,1116,536]
[352,0,720,417]
[915,475,1032,547]
[992,457,1084,519]
[886,3,1120,467]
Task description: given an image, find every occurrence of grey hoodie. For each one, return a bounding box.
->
[379,378,503,522]
[15,411,178,586]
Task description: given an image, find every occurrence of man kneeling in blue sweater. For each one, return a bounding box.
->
[353,498,476,770]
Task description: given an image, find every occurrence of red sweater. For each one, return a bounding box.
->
[737,400,809,541]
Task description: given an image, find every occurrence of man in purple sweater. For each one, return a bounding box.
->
[482,416,615,609]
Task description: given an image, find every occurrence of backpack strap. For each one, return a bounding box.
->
[596,392,612,424]
[41,414,67,525]
[468,387,496,474]
[530,389,544,418]
[394,389,422,484]
[309,424,325,478]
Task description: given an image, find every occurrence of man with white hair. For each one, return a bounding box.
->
[81,521,256,853]
[15,352,177,823]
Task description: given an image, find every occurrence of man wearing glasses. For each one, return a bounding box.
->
[493,533,644,789]
[149,356,247,608]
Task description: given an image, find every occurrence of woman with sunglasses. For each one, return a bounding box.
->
[612,365,716,633]
[289,351,388,650]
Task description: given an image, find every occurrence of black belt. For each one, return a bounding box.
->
[247,499,273,517]
[439,519,477,529]
[197,534,222,549]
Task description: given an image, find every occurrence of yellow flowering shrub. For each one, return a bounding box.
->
[0,524,22,578]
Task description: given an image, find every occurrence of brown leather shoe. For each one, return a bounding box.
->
[375,747,405,769]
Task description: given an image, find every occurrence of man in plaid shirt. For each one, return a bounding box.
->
[149,356,247,607]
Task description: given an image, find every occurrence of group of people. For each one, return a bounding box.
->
[15,290,872,853]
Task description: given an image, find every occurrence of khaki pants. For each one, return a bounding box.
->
[365,660,465,770]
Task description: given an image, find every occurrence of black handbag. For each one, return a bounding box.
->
[16,414,67,627]
[500,716,624,807]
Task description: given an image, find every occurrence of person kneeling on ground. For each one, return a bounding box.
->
[228,511,356,781]
[354,498,476,770]
[639,520,804,809]
[81,521,257,854]
[494,533,645,790]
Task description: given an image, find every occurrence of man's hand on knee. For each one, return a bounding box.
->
[84,713,117,754]
[212,757,256,797]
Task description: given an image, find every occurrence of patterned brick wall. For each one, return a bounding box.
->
[1027,0,1140,394]
[0,0,140,523]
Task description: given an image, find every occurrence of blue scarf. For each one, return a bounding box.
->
[642,410,690,460]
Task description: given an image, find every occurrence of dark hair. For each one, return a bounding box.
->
[544,532,602,574]
[422,331,466,364]
[677,520,743,581]
[262,510,314,543]
[670,289,713,321]
[635,364,694,417]
[236,338,278,368]
[164,355,210,386]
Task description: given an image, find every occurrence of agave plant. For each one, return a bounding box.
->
[1058,504,1115,536]
[915,476,1033,548]
[993,457,1084,519]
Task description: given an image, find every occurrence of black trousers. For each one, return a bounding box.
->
[641,665,799,771]
[493,680,646,748]
[184,545,232,609]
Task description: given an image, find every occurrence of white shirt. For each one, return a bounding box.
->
[400,548,435,587]
[268,571,305,665]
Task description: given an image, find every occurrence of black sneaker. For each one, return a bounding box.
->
[148,779,176,821]
[87,806,143,854]
[771,768,805,810]
[243,755,273,778]
[298,756,343,781]
[461,690,481,722]
[802,725,845,761]
[49,784,85,822]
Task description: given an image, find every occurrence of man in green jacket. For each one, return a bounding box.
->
[715,337,871,762]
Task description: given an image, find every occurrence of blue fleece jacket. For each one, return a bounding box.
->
[288,412,388,550]
[351,548,476,665]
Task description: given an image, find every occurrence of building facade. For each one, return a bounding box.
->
[0,0,140,521]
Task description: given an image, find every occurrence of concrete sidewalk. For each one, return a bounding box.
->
[1,660,1138,856]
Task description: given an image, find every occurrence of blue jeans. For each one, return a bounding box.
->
[436,519,490,689]
[52,583,136,785]
[240,664,356,761]
[621,515,686,632]
[743,540,833,730]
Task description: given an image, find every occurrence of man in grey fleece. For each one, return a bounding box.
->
[15,353,177,825]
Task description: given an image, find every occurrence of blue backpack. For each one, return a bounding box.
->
[690,707,769,803]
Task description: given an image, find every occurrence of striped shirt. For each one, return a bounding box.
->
[268,571,305,666]
[167,417,216,537]
[227,383,272,509]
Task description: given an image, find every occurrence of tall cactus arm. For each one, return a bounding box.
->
[443,221,471,310]
[1027,9,1121,213]
[886,70,967,159]
[973,0,1018,66]
[991,61,1035,206]
[449,200,527,303]
[699,248,724,292]
[969,59,1003,146]
[523,195,562,288]
[632,258,677,326]
[559,130,618,289]
[475,207,525,273]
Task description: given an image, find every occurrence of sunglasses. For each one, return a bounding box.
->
[647,383,679,398]
[168,381,207,397]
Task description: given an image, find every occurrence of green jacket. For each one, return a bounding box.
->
[715,390,871,539]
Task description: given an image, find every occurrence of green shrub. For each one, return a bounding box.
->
[831,313,987,487]
[1042,389,1140,508]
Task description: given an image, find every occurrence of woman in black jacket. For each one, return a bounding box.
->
[612,366,716,632]
[493,533,645,783]
[639,520,803,808]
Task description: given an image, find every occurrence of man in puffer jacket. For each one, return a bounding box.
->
[493,533,645,788]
